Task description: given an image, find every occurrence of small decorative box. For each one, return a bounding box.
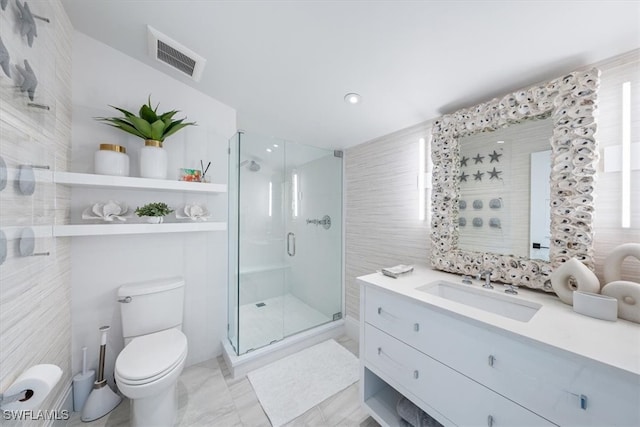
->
[573,291,618,321]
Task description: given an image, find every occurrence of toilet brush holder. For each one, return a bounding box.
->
[81,326,122,421]
[73,347,95,412]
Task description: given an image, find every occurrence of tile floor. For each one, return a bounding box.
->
[66,335,378,427]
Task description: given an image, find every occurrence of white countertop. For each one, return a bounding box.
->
[358,265,640,377]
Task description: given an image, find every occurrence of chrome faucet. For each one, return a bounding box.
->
[477,270,493,289]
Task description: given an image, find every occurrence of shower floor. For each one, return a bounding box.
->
[237,293,332,354]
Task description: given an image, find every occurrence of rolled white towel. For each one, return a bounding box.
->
[396,396,442,427]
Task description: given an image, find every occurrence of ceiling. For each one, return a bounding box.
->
[61,1,639,150]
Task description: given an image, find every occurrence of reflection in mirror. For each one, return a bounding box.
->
[530,150,552,261]
[458,117,553,260]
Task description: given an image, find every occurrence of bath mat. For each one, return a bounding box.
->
[247,339,359,427]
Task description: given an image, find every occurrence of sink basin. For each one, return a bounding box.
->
[416,280,541,322]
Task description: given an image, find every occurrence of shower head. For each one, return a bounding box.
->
[240,160,261,172]
[247,160,261,172]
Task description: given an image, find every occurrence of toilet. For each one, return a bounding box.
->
[114,277,188,427]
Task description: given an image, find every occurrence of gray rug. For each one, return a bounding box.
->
[247,339,359,427]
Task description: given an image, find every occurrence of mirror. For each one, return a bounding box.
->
[457,117,553,261]
[430,68,600,290]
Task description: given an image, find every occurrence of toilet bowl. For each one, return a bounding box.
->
[115,328,188,427]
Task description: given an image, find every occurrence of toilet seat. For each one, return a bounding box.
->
[115,329,187,386]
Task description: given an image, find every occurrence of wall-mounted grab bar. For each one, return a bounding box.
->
[306,215,331,230]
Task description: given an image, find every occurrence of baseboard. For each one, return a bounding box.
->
[345,315,360,343]
[50,379,73,427]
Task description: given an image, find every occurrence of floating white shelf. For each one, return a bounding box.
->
[54,171,227,193]
[53,222,227,237]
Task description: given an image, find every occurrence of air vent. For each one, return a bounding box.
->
[147,25,206,82]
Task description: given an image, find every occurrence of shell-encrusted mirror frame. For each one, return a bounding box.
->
[430,68,600,290]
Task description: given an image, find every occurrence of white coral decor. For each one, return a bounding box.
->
[175,204,210,221]
[82,200,130,222]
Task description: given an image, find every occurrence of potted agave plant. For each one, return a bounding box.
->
[96,97,196,179]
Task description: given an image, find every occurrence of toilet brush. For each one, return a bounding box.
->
[81,326,122,421]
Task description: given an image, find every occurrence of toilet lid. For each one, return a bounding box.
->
[116,329,187,382]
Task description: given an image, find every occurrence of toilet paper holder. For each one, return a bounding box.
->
[0,389,33,408]
[0,364,62,411]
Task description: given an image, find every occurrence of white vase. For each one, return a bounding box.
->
[145,216,164,224]
[140,140,167,179]
[94,144,130,176]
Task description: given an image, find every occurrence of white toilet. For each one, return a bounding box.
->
[115,277,188,427]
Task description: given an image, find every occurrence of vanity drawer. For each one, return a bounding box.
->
[363,285,640,426]
[364,323,556,427]
[364,285,495,379]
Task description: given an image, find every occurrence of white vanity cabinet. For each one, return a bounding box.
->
[359,280,640,427]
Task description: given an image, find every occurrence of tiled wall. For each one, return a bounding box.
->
[590,50,640,281]
[345,123,432,320]
[345,49,639,322]
[0,0,73,420]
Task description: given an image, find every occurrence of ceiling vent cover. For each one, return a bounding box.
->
[147,25,206,82]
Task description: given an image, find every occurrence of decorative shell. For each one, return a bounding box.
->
[82,201,130,222]
[175,204,210,221]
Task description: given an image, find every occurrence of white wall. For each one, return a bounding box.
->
[70,31,236,380]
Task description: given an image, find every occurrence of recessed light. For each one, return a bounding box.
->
[266,148,272,153]
[273,144,279,148]
[344,93,361,105]
[496,140,505,144]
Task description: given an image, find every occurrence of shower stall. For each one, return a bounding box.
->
[228,131,343,356]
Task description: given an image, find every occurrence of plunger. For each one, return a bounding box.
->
[81,326,122,421]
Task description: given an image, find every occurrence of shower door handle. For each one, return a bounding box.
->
[287,232,296,256]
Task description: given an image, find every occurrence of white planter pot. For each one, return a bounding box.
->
[140,140,167,179]
[145,216,164,224]
[94,144,130,176]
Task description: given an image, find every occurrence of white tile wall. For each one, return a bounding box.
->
[0,0,73,421]
[345,123,432,319]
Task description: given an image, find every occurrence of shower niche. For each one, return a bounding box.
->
[228,132,343,355]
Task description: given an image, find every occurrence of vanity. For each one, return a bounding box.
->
[358,266,640,427]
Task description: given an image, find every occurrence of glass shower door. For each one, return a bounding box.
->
[282,142,343,339]
[228,132,343,356]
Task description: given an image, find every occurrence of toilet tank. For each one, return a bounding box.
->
[118,277,185,340]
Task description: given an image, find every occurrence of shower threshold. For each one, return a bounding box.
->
[221,319,345,378]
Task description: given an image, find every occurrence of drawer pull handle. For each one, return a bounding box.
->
[376,306,398,319]
[413,370,419,379]
[376,347,413,373]
[414,323,420,332]
[580,394,587,410]
[487,415,494,427]
[488,355,495,367]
